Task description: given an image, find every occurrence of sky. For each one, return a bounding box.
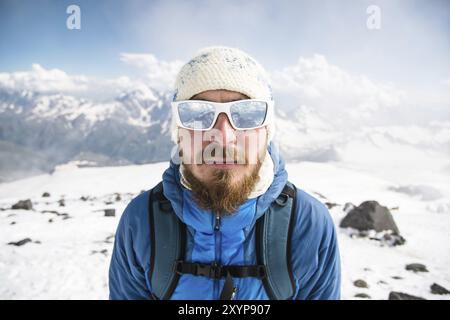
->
[0,0,449,86]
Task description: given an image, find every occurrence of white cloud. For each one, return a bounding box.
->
[270,54,406,123]
[120,53,183,91]
[0,53,183,100]
[0,64,156,101]
[0,64,89,93]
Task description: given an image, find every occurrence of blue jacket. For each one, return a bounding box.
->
[109,142,341,300]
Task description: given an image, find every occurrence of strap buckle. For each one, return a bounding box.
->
[173,260,184,275]
[275,193,289,206]
[201,262,222,279]
[257,265,267,279]
[174,261,223,279]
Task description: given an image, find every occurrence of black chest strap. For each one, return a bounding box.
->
[174,260,267,279]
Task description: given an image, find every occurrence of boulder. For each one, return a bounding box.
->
[340,201,400,234]
[104,209,116,217]
[430,283,449,295]
[381,232,406,246]
[405,263,428,273]
[8,238,32,246]
[42,192,50,197]
[388,292,426,300]
[11,199,33,210]
[353,279,369,288]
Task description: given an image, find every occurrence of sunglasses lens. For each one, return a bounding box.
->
[230,101,268,129]
[178,102,215,129]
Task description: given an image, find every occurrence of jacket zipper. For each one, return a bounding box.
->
[214,210,221,299]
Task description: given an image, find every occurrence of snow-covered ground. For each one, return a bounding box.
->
[0,158,449,300]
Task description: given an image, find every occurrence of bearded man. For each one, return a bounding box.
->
[109,46,341,300]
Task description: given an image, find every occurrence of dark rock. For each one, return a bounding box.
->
[353,279,369,288]
[104,209,116,217]
[355,293,371,299]
[42,192,50,197]
[382,233,406,246]
[391,276,403,280]
[10,221,16,225]
[377,280,388,285]
[58,199,65,207]
[430,283,450,295]
[115,193,121,201]
[91,249,108,256]
[42,210,70,220]
[80,196,88,201]
[8,238,32,246]
[34,240,41,244]
[104,201,113,205]
[11,199,33,210]
[388,292,426,300]
[325,202,338,209]
[405,263,428,273]
[340,200,400,234]
[104,234,115,243]
[41,210,59,214]
[48,219,53,223]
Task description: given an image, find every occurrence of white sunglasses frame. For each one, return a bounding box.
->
[171,99,274,131]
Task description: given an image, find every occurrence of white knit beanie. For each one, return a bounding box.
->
[170,46,275,143]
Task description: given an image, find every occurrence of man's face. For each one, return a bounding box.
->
[178,89,268,184]
[177,89,269,214]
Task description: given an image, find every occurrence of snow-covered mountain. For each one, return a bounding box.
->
[0,87,174,182]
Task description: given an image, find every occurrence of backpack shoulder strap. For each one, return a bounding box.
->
[255,181,298,300]
[148,181,186,300]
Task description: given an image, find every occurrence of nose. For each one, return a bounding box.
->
[212,113,236,145]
